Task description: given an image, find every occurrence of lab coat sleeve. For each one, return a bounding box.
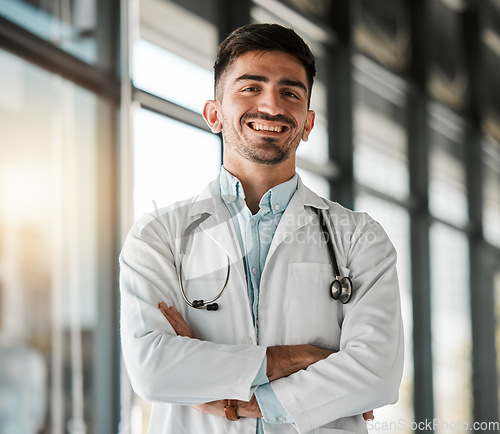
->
[119,213,266,405]
[271,213,404,433]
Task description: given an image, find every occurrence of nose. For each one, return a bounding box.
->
[256,89,284,116]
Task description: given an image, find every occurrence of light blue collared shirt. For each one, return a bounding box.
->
[220,167,295,431]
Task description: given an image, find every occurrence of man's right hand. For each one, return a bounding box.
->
[266,344,334,381]
[157,302,333,378]
[266,345,374,421]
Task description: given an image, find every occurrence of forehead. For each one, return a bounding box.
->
[224,50,308,86]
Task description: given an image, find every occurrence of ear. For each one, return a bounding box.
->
[203,100,222,134]
[301,110,315,142]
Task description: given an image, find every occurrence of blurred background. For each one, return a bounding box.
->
[0,0,499,433]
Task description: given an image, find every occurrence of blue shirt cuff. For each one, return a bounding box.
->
[252,355,269,387]
[255,383,294,424]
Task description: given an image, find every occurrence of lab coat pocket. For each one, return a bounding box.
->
[287,262,341,348]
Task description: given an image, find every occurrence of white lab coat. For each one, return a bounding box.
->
[120,175,404,434]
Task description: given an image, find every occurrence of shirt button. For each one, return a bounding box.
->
[249,220,255,227]
[251,267,257,275]
[241,337,253,344]
[278,416,285,422]
[274,204,280,211]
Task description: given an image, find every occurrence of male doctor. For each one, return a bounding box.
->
[120,23,404,434]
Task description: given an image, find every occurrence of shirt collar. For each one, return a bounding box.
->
[220,166,245,202]
[219,166,298,215]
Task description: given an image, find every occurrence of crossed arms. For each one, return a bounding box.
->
[158,302,374,421]
[120,212,403,432]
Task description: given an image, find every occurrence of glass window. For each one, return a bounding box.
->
[133,39,214,114]
[430,222,472,430]
[296,168,330,199]
[354,80,409,200]
[265,0,333,27]
[355,195,414,432]
[495,269,500,414]
[428,118,468,227]
[251,0,334,48]
[427,0,468,113]
[352,0,410,72]
[135,0,218,114]
[1,0,99,64]
[140,0,218,61]
[0,49,112,432]
[482,139,500,248]
[482,28,500,146]
[133,109,221,219]
[297,113,329,167]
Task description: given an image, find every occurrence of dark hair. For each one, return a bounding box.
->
[214,23,316,105]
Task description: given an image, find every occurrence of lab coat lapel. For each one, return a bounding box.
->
[188,176,244,271]
[266,177,328,261]
[199,208,242,265]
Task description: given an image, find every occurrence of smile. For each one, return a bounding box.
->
[248,122,288,133]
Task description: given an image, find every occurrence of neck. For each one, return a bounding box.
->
[223,158,295,215]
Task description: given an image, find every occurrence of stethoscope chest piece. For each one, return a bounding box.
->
[330,279,342,300]
[316,208,354,305]
[330,276,352,304]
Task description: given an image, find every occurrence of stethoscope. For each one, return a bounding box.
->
[177,213,230,311]
[178,253,229,311]
[314,208,353,304]
[178,207,353,311]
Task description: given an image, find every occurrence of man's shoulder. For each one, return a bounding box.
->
[297,181,364,220]
[297,180,381,233]
[131,178,219,234]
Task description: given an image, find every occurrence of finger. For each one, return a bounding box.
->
[166,307,193,337]
[158,303,193,337]
[190,401,226,417]
[159,303,182,329]
[158,303,186,328]
[162,307,190,335]
[158,302,170,318]
[363,410,375,421]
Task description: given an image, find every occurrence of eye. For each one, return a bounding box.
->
[283,91,299,99]
[242,86,259,92]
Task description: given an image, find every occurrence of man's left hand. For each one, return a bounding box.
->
[191,394,262,419]
[158,303,193,338]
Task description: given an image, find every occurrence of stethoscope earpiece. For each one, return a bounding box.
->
[178,254,230,312]
[192,300,204,308]
[191,300,219,311]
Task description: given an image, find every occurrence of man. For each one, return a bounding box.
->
[120,23,404,434]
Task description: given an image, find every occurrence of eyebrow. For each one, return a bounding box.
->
[235,74,308,95]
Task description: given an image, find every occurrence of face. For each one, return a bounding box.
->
[203,50,315,167]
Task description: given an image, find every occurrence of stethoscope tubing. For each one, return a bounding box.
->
[315,208,342,280]
[178,206,352,309]
[178,253,231,308]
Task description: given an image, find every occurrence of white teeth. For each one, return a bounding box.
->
[251,123,283,133]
